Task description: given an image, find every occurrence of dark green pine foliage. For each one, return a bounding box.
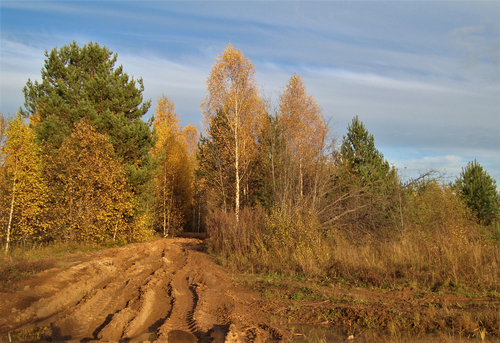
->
[454,160,499,226]
[21,41,155,212]
[341,116,395,185]
[339,116,399,233]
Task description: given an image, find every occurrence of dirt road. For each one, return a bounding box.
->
[0,238,287,342]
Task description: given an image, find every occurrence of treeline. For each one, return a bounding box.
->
[1,41,499,291]
[196,44,499,291]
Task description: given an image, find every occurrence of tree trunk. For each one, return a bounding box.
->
[299,160,304,199]
[166,173,175,236]
[234,102,240,222]
[5,159,17,255]
[163,165,168,238]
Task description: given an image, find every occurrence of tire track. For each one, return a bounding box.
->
[1,238,288,343]
[157,248,198,336]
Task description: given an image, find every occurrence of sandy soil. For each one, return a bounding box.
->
[1,238,498,342]
[0,238,287,342]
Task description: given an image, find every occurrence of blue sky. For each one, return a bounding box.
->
[1,1,499,184]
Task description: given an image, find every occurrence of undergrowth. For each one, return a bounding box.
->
[206,207,500,295]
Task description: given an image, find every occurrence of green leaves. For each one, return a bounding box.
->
[22,40,152,171]
[341,116,393,185]
[22,40,155,222]
[454,160,499,225]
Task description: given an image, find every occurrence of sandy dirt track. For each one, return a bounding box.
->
[0,238,287,342]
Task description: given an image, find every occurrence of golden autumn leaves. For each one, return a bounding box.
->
[200,44,327,221]
[202,44,266,221]
[0,42,326,249]
[152,95,197,238]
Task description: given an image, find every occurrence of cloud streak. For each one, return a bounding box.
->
[1,1,499,184]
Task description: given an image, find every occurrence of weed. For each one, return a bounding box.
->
[291,292,305,301]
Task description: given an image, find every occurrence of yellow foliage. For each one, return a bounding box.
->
[201,43,265,219]
[47,120,134,243]
[406,180,474,254]
[152,95,196,236]
[277,74,329,202]
[279,74,328,165]
[0,113,48,249]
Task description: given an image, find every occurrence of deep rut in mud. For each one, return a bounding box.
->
[0,238,286,342]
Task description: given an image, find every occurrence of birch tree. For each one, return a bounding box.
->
[1,114,47,253]
[278,74,328,206]
[152,95,195,236]
[201,44,264,221]
[48,120,134,243]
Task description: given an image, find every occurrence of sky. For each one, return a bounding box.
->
[1,1,499,184]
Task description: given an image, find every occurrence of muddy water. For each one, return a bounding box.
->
[287,324,500,343]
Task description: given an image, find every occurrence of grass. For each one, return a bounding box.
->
[0,240,106,291]
[206,208,500,296]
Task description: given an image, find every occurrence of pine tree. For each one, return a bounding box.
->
[454,160,499,225]
[338,116,398,233]
[21,41,155,215]
[341,116,394,184]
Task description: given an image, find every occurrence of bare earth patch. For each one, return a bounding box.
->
[0,238,287,342]
[0,238,498,342]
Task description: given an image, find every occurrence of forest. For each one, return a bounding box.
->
[1,41,499,294]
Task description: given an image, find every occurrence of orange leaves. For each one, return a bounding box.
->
[277,74,329,201]
[202,44,264,154]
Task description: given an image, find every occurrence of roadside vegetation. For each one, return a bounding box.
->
[1,41,498,338]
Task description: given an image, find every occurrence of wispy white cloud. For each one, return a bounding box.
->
[1,1,499,182]
[389,152,500,185]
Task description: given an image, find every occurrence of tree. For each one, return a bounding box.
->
[0,114,47,253]
[454,160,499,225]
[341,116,395,184]
[198,109,234,211]
[201,44,265,220]
[21,41,154,213]
[337,116,398,234]
[0,112,6,149]
[47,120,134,243]
[152,96,195,236]
[278,74,328,204]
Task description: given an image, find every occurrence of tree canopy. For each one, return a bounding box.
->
[201,44,265,220]
[454,160,499,225]
[21,41,155,211]
[341,116,395,184]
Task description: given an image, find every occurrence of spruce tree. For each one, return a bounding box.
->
[339,116,398,233]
